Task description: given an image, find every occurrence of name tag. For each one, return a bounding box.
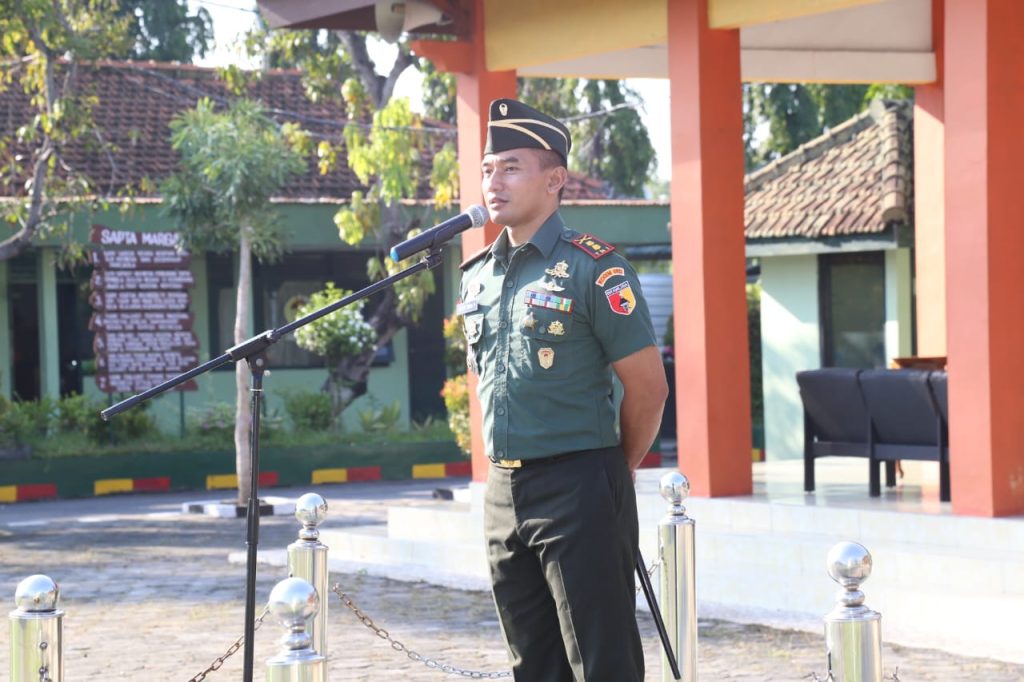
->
[457,300,479,315]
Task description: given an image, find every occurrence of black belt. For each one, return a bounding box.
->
[490,447,612,469]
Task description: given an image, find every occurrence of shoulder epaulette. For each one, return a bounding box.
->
[459,243,493,270]
[570,233,616,259]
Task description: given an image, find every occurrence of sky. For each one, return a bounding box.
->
[186,0,673,181]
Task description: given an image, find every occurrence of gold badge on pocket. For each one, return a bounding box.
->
[547,320,565,336]
[538,347,554,369]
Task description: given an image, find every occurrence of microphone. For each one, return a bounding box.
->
[389,204,488,262]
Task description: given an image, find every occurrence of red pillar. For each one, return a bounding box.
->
[945,0,1024,516]
[667,0,751,496]
[411,0,515,482]
[913,0,945,357]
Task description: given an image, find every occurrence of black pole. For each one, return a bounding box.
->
[636,549,681,680]
[241,352,266,682]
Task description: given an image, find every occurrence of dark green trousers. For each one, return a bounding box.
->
[484,446,644,682]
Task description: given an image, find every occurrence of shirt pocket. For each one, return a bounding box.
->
[464,313,484,374]
[516,309,574,380]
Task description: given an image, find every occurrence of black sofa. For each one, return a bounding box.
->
[797,367,950,502]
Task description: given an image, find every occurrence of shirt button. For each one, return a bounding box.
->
[497,407,505,416]
[499,320,507,328]
[496,363,505,373]
[505,281,514,288]
[496,450,504,459]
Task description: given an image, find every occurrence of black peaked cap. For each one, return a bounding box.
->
[484,99,571,166]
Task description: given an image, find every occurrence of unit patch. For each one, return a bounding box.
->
[538,347,555,369]
[604,281,636,316]
[570,233,615,259]
[595,266,625,287]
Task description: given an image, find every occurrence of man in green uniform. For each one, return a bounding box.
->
[459,99,669,681]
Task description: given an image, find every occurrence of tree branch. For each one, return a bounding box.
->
[339,32,384,108]
[380,43,415,105]
[0,142,53,261]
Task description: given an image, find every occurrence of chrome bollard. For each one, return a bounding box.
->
[658,472,696,682]
[288,493,329,658]
[265,577,326,682]
[10,575,63,682]
[824,542,882,682]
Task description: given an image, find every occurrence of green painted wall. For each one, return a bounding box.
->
[37,249,59,399]
[885,248,913,362]
[760,255,820,461]
[0,261,9,400]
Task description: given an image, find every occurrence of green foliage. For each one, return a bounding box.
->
[442,313,467,374]
[244,26,352,103]
[187,402,235,440]
[0,394,154,447]
[162,98,306,261]
[517,77,656,198]
[440,314,470,456]
[744,83,915,170]
[357,399,402,433]
[279,389,335,432]
[440,375,470,456]
[112,0,213,63]
[334,93,440,324]
[419,59,457,123]
[292,282,376,364]
[0,0,133,260]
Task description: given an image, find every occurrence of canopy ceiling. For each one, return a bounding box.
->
[256,0,935,84]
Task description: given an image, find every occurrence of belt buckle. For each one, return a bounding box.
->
[496,458,522,469]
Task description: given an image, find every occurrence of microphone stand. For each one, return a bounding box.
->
[101,247,446,682]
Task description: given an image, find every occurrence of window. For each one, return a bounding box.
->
[819,252,886,369]
[208,250,389,369]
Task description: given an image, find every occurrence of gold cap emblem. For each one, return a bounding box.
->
[499,103,508,117]
[538,347,554,369]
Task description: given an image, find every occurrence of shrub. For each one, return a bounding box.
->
[188,402,236,439]
[440,375,470,456]
[357,399,401,433]
[89,399,155,443]
[280,389,334,432]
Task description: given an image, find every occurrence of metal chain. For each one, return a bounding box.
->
[637,558,661,594]
[331,584,513,679]
[185,605,270,682]
[806,668,900,681]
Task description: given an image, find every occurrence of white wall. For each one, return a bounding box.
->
[885,248,914,363]
[761,255,820,461]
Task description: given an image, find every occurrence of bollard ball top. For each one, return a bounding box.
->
[295,493,328,529]
[659,471,690,505]
[14,574,59,612]
[826,541,872,588]
[268,577,319,627]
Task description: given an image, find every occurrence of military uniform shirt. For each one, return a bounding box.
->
[459,211,657,461]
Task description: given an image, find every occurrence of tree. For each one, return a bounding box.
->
[422,72,657,197]
[0,0,131,262]
[245,28,457,416]
[162,98,305,505]
[113,0,214,63]
[744,83,914,170]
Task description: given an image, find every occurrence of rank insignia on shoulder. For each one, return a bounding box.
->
[571,234,615,259]
[595,266,625,287]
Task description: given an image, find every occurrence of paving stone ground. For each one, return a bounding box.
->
[0,481,1022,681]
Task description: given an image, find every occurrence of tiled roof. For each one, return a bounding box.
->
[744,99,912,241]
[0,60,608,202]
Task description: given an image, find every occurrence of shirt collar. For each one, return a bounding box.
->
[490,210,565,265]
